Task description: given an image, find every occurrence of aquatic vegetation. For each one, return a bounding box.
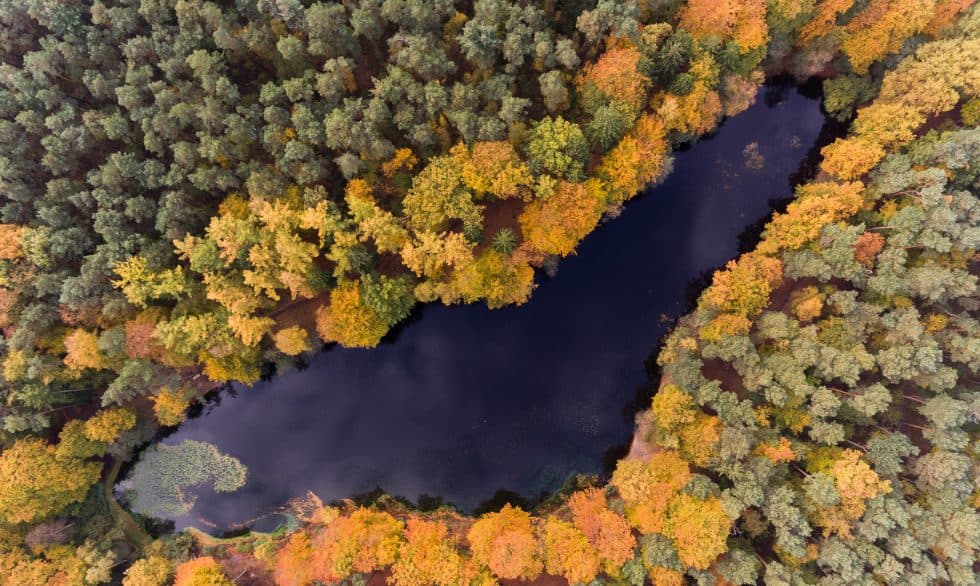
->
[0,1,975,584]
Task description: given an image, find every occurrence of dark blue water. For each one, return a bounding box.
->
[160,83,831,530]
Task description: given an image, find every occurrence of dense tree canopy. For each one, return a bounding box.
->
[0,0,976,584]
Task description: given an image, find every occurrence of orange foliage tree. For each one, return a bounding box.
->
[678,0,769,51]
[598,114,669,205]
[274,531,317,586]
[577,45,650,112]
[466,504,542,581]
[842,0,937,73]
[567,488,635,572]
[0,224,25,260]
[390,518,463,586]
[174,556,233,586]
[310,508,404,582]
[798,0,855,45]
[853,231,885,267]
[63,328,108,372]
[519,180,605,257]
[611,451,692,534]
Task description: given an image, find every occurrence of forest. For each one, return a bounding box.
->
[0,0,977,584]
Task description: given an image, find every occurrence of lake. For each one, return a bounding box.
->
[149,81,835,532]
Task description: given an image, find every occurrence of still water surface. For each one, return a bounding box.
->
[154,83,833,531]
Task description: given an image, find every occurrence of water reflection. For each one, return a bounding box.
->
[151,82,833,531]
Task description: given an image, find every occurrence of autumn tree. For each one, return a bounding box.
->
[151,387,191,427]
[456,142,533,200]
[519,180,605,256]
[0,438,101,524]
[273,326,311,356]
[541,517,600,584]
[83,407,137,443]
[663,493,732,570]
[467,504,543,581]
[391,518,463,586]
[63,329,109,372]
[174,557,233,586]
[598,114,669,205]
[274,531,317,586]
[702,253,783,318]
[611,451,692,534]
[310,508,404,581]
[123,556,174,586]
[678,0,769,52]
[567,488,635,572]
[315,281,390,348]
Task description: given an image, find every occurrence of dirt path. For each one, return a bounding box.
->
[103,458,152,551]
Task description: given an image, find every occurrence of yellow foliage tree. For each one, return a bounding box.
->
[702,253,783,317]
[664,494,732,570]
[403,155,482,233]
[541,517,600,584]
[757,181,865,254]
[819,137,886,180]
[811,449,891,537]
[345,178,409,253]
[851,102,926,147]
[453,250,535,309]
[678,413,721,467]
[123,556,174,586]
[457,142,533,200]
[401,231,474,280]
[151,387,191,427]
[274,326,311,355]
[842,0,937,74]
[83,407,137,443]
[315,281,389,348]
[698,313,753,342]
[0,438,101,524]
[651,384,697,441]
[819,138,885,180]
[790,286,825,323]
